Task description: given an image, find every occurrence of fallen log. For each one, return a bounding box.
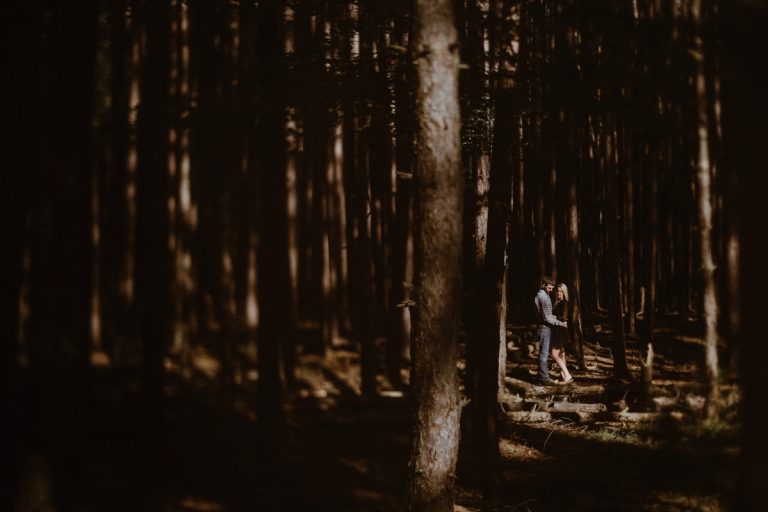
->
[527,401,607,414]
[504,411,554,423]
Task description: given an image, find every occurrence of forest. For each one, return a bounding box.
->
[2,0,767,511]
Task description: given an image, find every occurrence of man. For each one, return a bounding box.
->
[535,276,567,385]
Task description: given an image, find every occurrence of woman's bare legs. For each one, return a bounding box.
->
[551,348,573,383]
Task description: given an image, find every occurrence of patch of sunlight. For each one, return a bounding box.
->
[380,390,403,398]
[299,388,328,398]
[647,491,724,512]
[90,350,111,368]
[179,497,224,512]
[192,348,220,378]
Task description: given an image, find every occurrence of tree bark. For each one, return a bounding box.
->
[691,0,719,420]
[721,1,768,507]
[406,0,463,509]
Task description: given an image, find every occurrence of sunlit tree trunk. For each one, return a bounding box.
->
[691,0,719,420]
[406,0,463,509]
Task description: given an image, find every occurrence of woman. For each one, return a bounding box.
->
[551,283,574,385]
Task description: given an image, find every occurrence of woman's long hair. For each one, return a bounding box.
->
[554,283,569,307]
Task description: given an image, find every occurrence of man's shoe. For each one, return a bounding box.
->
[539,379,557,386]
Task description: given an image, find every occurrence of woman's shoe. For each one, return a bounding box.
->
[558,377,574,385]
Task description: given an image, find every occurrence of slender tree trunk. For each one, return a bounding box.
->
[189,0,225,345]
[691,0,719,420]
[406,0,463,509]
[463,0,492,420]
[642,140,659,403]
[623,143,637,335]
[355,1,378,396]
[100,0,131,366]
[565,146,586,370]
[558,16,586,369]
[256,0,291,448]
[136,0,172,419]
[387,11,414,390]
[603,126,631,379]
[475,87,515,511]
[235,0,258,365]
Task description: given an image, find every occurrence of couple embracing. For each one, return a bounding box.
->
[534,276,574,386]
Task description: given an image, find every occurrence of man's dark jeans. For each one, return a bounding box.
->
[538,324,552,383]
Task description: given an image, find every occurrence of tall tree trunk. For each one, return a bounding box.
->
[256,0,291,451]
[135,0,172,419]
[558,15,586,369]
[235,0,258,366]
[1,4,43,508]
[356,1,378,396]
[406,0,463,510]
[462,0,492,421]
[642,138,659,402]
[565,144,586,370]
[189,0,224,345]
[27,0,99,506]
[387,10,414,390]
[691,0,719,420]
[603,126,631,379]
[623,142,637,335]
[100,0,131,366]
[475,88,515,512]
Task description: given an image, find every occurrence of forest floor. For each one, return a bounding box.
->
[59,321,739,512]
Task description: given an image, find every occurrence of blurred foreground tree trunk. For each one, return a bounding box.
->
[1,3,43,509]
[405,0,463,510]
[25,0,99,507]
[721,1,768,508]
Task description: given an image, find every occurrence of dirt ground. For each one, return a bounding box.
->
[44,323,739,512]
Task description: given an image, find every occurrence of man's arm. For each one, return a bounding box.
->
[540,295,566,327]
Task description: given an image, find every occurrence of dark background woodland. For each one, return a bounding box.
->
[2,0,767,511]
